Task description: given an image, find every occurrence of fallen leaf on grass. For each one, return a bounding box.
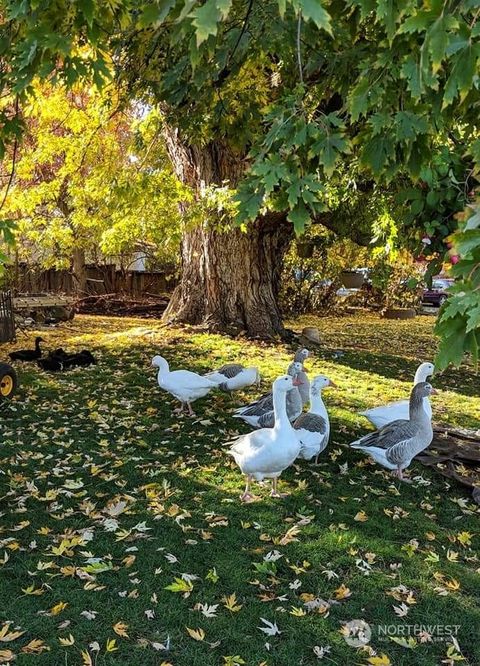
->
[222,593,243,612]
[58,635,75,646]
[354,511,368,522]
[0,625,25,643]
[186,627,205,641]
[21,640,50,654]
[257,618,281,636]
[113,622,129,638]
[0,649,15,663]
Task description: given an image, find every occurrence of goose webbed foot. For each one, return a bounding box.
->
[270,478,289,498]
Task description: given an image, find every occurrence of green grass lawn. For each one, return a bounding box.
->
[0,313,479,666]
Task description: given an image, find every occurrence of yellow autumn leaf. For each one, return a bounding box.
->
[48,601,68,616]
[21,584,44,596]
[186,627,205,641]
[334,584,352,600]
[113,622,129,638]
[105,638,118,652]
[60,565,76,577]
[21,639,50,654]
[289,606,307,616]
[456,531,473,546]
[81,650,93,666]
[222,593,243,612]
[445,577,461,591]
[365,656,392,666]
[354,511,368,522]
[0,623,26,643]
[37,526,51,535]
[58,634,75,647]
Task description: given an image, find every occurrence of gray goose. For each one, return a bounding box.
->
[204,363,259,391]
[350,382,436,481]
[233,361,303,428]
[294,348,310,406]
[294,375,336,463]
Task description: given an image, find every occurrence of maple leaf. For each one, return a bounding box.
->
[364,656,392,666]
[105,638,118,652]
[58,635,75,646]
[186,627,205,641]
[393,602,409,617]
[194,603,218,618]
[164,577,193,594]
[113,622,129,638]
[0,649,15,662]
[48,601,68,616]
[257,618,281,636]
[222,593,243,612]
[354,510,368,522]
[334,584,352,600]
[81,650,93,666]
[21,639,50,654]
[0,624,26,643]
[290,606,307,616]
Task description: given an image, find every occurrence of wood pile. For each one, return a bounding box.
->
[76,293,170,318]
[417,426,480,504]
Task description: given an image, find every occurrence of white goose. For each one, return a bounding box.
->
[294,348,310,406]
[204,363,260,392]
[152,355,217,417]
[351,382,436,481]
[294,375,336,463]
[359,362,434,428]
[227,374,301,501]
[233,361,303,428]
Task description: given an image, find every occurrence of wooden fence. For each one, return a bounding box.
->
[6,264,177,297]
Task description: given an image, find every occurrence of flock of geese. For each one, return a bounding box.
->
[151,352,436,501]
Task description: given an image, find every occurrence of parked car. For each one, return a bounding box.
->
[422,278,454,307]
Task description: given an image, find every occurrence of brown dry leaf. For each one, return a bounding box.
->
[354,511,368,522]
[279,525,301,545]
[21,639,50,654]
[0,649,15,663]
[0,625,25,643]
[113,622,129,638]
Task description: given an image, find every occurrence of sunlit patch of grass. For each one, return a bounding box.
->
[0,314,479,666]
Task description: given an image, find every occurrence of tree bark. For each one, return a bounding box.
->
[72,248,87,295]
[162,129,293,337]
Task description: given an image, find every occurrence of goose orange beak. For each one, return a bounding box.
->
[430,387,438,394]
[292,378,302,386]
[328,380,338,388]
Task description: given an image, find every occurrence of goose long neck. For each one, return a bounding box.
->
[409,390,428,422]
[273,387,290,429]
[414,365,429,384]
[310,390,327,417]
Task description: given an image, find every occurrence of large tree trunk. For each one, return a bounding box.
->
[162,129,293,337]
[72,248,87,295]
